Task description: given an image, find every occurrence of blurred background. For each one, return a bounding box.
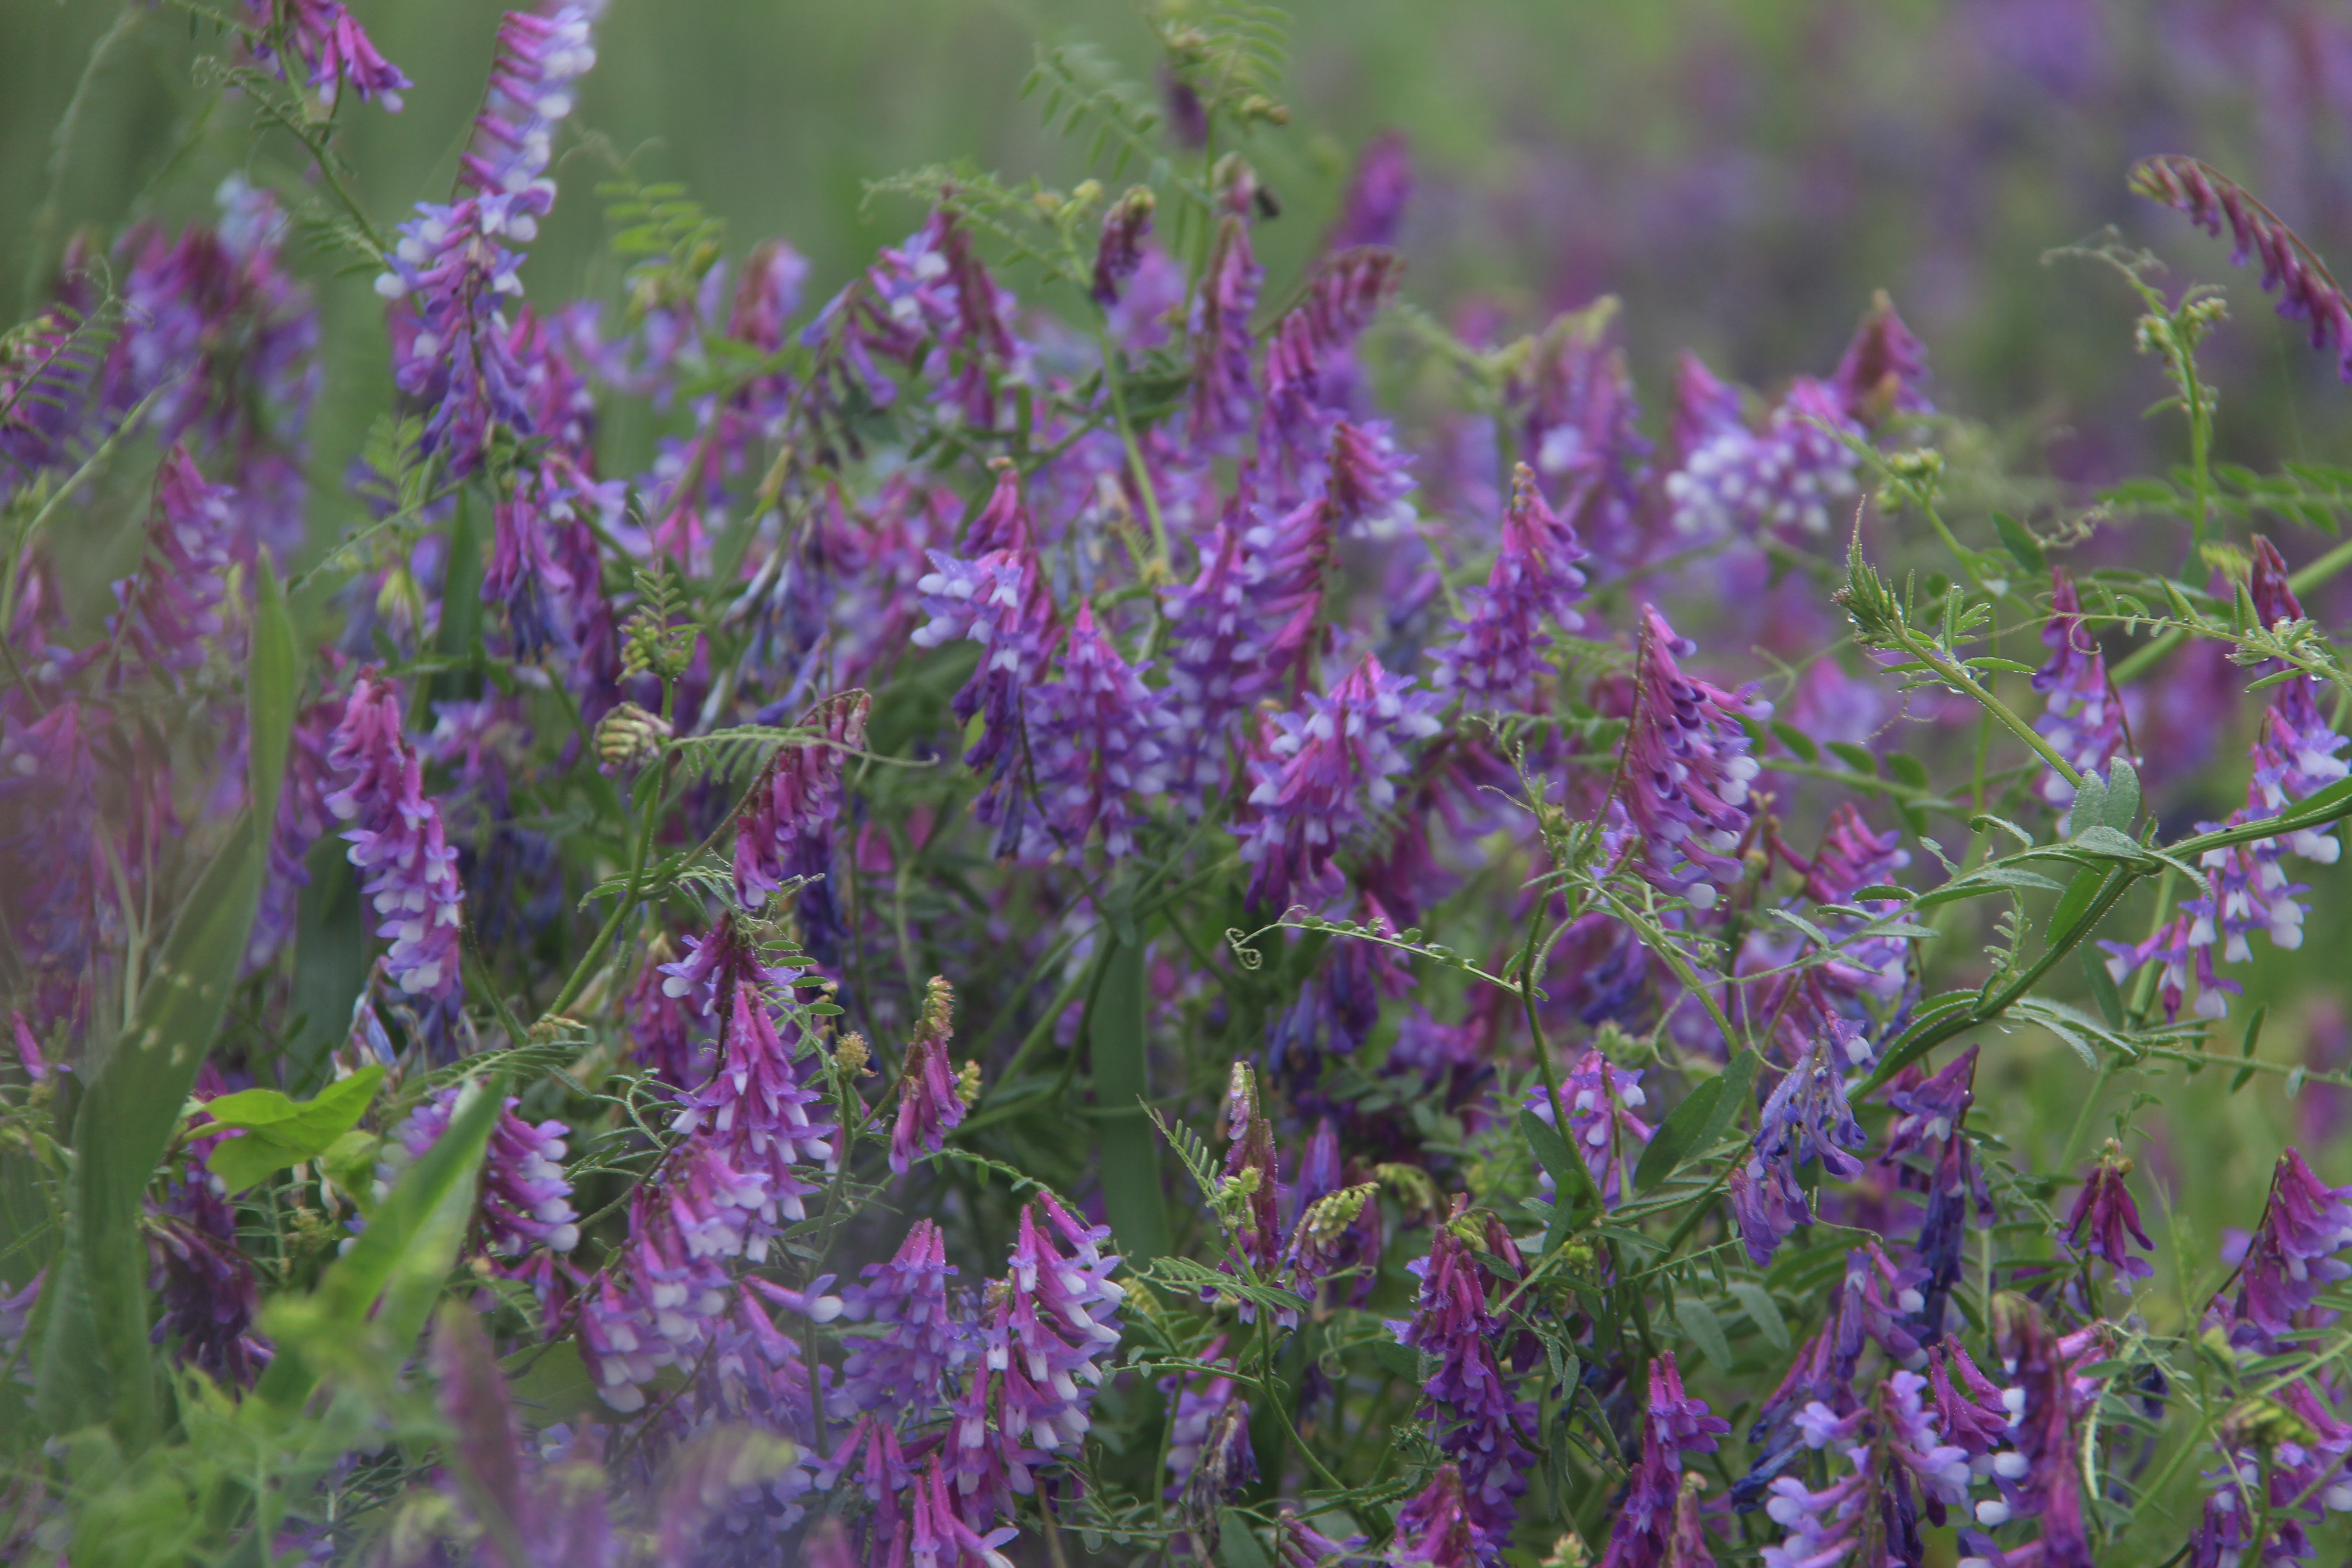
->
[8,0,2352,1254]
[9,0,2352,491]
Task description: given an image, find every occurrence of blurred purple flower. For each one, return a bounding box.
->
[1623,606,1768,908]
[324,671,467,1002]
[2031,568,2136,825]
[2133,155,2352,380]
[1429,461,1588,710]
[891,975,966,1175]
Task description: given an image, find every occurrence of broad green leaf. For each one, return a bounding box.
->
[1729,1279,1789,1352]
[2100,760,2141,833]
[1093,931,1170,1263]
[2068,825,2147,862]
[1914,867,2067,909]
[1885,752,1931,789]
[255,1075,505,1412]
[1769,722,1818,763]
[1218,1511,1275,1568]
[1673,1296,1734,1370]
[2083,949,2125,1029]
[2069,773,2108,836]
[204,1068,386,1192]
[1634,1075,1724,1192]
[1826,740,1877,774]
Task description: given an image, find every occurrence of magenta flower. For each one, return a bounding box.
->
[323,671,467,1002]
[1022,604,1173,859]
[2032,569,2136,823]
[1518,307,1651,568]
[1323,131,1413,252]
[248,0,412,111]
[2237,1148,2352,1333]
[992,1193,1126,1457]
[389,1086,580,1258]
[2132,155,2352,380]
[1091,186,1156,307]
[2063,1143,2154,1283]
[671,980,837,1224]
[891,976,966,1175]
[1429,462,1588,710]
[1389,1465,1483,1568]
[1188,215,1264,450]
[1828,290,1934,424]
[1235,652,1443,912]
[1387,1215,1535,1540]
[108,444,236,678]
[1622,606,1769,908]
[1602,1352,1729,1568]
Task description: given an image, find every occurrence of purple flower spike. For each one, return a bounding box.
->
[1323,420,1418,540]
[391,1086,581,1258]
[1732,1020,1872,1268]
[1664,375,1861,540]
[891,976,967,1175]
[671,980,836,1224]
[2247,537,2350,851]
[1519,304,1652,568]
[109,445,236,679]
[1387,1212,1536,1541]
[994,1192,1126,1456]
[1623,606,1769,909]
[323,671,466,1002]
[1389,1464,1484,1568]
[1235,652,1443,913]
[1092,186,1156,307]
[1603,1352,1729,1568]
[252,0,412,112]
[2032,569,2136,824]
[2132,155,2352,380]
[1430,462,1588,710]
[833,1219,971,1422]
[1024,603,1173,859]
[1525,1049,1654,1209]
[1163,1340,1258,1505]
[1828,290,1934,425]
[1189,215,1264,450]
[732,689,868,911]
[1323,131,1413,253]
[2238,1148,2352,1333]
[2064,1142,2154,1284]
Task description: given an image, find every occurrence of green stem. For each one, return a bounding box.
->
[1889,623,2084,790]
[2111,535,2352,684]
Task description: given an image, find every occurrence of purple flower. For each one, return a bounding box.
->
[148,1204,270,1387]
[1664,375,1861,540]
[1974,1297,2095,1568]
[2063,1142,2154,1283]
[671,980,836,1225]
[1759,1372,1970,1568]
[1322,419,1418,539]
[831,1219,971,1421]
[1525,1049,1655,1209]
[1602,1353,1729,1568]
[1277,1508,1375,1568]
[1623,606,1769,908]
[2100,910,2237,1023]
[108,445,236,678]
[250,697,338,970]
[1323,130,1413,253]
[659,914,798,1020]
[1430,462,1588,710]
[732,689,868,916]
[992,1193,1126,1456]
[426,1309,622,1565]
[892,975,967,1175]
[1022,604,1172,859]
[323,671,467,1002]
[1091,186,1156,307]
[2032,569,2136,823]
[1189,216,1264,450]
[1235,653,1443,912]
[1732,1019,1873,1267]
[911,1458,1019,1568]
[1264,893,1411,1093]
[1517,304,1651,569]
[2132,155,2352,380]
[388,1086,580,1258]
[2237,1148,2352,1334]
[1387,1216,1536,1541]
[1164,1339,1258,1505]
[1798,801,1913,906]
[1389,1464,1484,1568]
[0,700,110,1033]
[2247,536,2350,853]
[249,0,412,111]
[1828,290,1934,426]
[482,482,575,663]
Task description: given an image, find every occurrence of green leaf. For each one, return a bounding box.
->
[1961,657,2042,676]
[1633,1076,1725,1193]
[255,1075,505,1412]
[2232,1003,2269,1094]
[2046,866,2113,948]
[1729,1279,1789,1352]
[2068,825,2149,862]
[1673,1296,1734,1370]
[1520,1104,1602,1241]
[1218,1512,1275,1568]
[2083,949,2125,1029]
[1992,511,2048,576]
[2100,760,2141,833]
[2069,772,2108,836]
[1826,740,1878,774]
[203,1068,387,1193]
[1769,722,1819,764]
[1885,752,1931,790]
[1093,930,1171,1264]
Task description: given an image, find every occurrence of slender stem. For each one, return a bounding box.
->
[2111,534,2352,684]
[1889,623,2084,790]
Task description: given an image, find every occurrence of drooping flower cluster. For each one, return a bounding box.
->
[2133,154,2352,380]
[1731,1018,1874,1266]
[1387,1202,1538,1541]
[1602,1352,1730,1568]
[1622,606,1769,907]
[1524,1049,1655,1209]
[323,671,467,1004]
[891,976,967,1175]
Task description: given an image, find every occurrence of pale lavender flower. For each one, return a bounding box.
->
[1623,606,1769,908]
[1664,375,1861,540]
[323,671,466,1002]
[2102,910,2238,1024]
[1163,1339,1258,1502]
[1429,462,1588,710]
[891,976,965,1175]
[2247,537,2350,856]
[2032,569,2136,823]
[831,1219,972,1421]
[1235,652,1443,912]
[1524,1050,1654,1209]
